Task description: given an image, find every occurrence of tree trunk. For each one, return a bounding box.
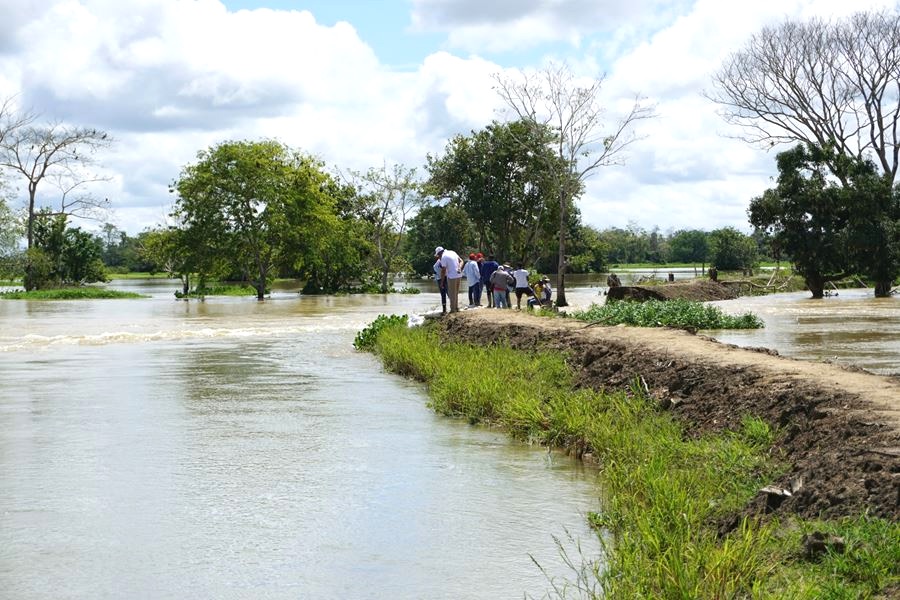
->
[874,279,892,298]
[24,185,37,291]
[805,275,824,299]
[381,267,389,294]
[556,191,568,307]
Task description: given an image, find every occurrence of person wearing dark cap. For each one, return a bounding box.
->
[435,246,463,313]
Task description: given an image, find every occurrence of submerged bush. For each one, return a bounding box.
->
[353,313,408,351]
[572,298,764,330]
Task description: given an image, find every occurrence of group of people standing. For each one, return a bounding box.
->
[433,246,552,313]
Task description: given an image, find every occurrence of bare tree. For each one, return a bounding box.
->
[0,113,112,289]
[347,163,424,293]
[707,10,900,295]
[493,62,655,306]
[708,11,900,177]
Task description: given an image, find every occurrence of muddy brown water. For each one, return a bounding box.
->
[707,288,900,376]
[0,279,601,599]
[3,278,898,597]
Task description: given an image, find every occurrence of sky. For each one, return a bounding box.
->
[0,0,895,236]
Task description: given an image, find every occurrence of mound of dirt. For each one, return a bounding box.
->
[607,280,737,302]
[438,310,900,522]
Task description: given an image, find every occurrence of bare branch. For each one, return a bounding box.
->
[493,61,656,305]
[0,114,112,252]
[706,9,900,184]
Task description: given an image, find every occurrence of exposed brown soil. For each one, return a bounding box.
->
[607,280,738,302]
[438,310,900,522]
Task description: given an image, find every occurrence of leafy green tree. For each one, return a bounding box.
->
[751,144,900,297]
[599,223,652,265]
[708,9,900,295]
[0,195,23,280]
[30,212,106,287]
[668,230,709,267]
[99,223,128,268]
[171,140,338,300]
[139,226,220,295]
[426,120,565,266]
[403,204,476,275]
[708,227,758,274]
[563,224,609,273]
[347,164,423,292]
[0,107,112,290]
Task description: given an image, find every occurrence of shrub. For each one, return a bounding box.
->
[353,314,408,351]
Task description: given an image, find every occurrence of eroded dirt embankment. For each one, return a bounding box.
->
[438,310,900,521]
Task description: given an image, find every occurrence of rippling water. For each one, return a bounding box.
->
[0,281,602,599]
[709,289,900,376]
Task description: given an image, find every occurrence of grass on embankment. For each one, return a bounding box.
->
[571,298,764,330]
[0,287,144,300]
[359,317,899,599]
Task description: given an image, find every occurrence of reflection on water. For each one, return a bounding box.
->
[0,280,602,599]
[709,289,900,375]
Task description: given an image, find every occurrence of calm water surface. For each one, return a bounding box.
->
[0,280,602,599]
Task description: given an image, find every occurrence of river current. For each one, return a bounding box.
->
[3,275,898,599]
[0,280,601,599]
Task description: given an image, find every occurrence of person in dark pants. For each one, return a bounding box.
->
[480,254,499,307]
[433,258,448,313]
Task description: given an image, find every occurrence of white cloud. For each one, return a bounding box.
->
[0,0,895,236]
[410,0,692,54]
[0,0,505,233]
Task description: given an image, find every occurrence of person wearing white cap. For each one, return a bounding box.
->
[434,246,463,313]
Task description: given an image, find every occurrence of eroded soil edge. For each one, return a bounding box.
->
[439,310,899,522]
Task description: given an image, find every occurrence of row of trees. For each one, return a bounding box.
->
[4,8,899,300]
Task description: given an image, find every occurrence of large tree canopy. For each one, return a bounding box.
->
[0,102,112,289]
[709,9,900,296]
[708,9,900,182]
[426,119,565,266]
[171,140,339,299]
[750,144,900,298]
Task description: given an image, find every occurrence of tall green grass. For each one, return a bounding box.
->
[364,320,898,598]
[572,298,764,329]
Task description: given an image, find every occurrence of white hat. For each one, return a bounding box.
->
[434,246,444,255]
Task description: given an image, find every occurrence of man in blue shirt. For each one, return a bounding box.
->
[480,254,500,307]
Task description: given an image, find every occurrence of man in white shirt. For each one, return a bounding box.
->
[511,264,533,310]
[435,246,463,313]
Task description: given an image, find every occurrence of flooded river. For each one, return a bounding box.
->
[0,280,601,599]
[3,276,897,599]
[709,289,900,376]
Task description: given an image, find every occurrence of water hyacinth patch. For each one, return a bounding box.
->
[572,298,763,330]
